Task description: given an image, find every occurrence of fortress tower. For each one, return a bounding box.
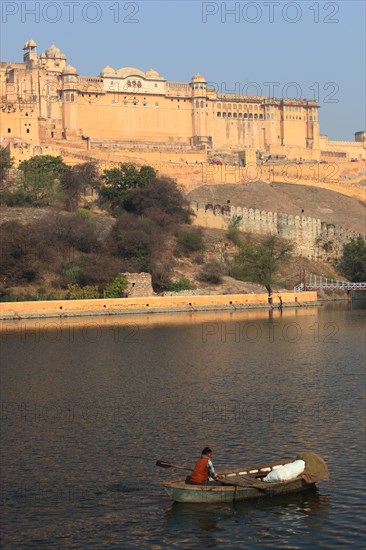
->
[190,73,210,147]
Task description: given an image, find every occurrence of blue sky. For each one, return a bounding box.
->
[1,0,365,140]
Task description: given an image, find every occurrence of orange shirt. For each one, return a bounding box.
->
[190,456,210,484]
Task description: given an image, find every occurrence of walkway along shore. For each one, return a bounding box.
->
[0,292,317,321]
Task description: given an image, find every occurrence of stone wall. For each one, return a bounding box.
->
[0,291,318,320]
[123,272,154,297]
[192,202,363,261]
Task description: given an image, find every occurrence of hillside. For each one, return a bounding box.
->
[189,181,366,234]
[0,204,348,299]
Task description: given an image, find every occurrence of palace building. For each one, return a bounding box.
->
[0,40,365,162]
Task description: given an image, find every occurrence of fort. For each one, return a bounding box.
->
[1,40,365,169]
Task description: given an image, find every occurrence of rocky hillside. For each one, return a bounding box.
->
[188,181,366,234]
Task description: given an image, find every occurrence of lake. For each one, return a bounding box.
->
[1,301,365,548]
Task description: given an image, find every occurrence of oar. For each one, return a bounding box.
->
[156,460,275,496]
[220,476,276,496]
[156,460,193,472]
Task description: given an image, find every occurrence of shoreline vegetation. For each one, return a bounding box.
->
[1,154,364,305]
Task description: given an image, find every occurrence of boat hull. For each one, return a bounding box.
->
[162,478,315,504]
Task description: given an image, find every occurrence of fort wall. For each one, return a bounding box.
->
[0,291,318,320]
[192,202,363,261]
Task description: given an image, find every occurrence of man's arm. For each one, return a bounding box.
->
[207,459,221,480]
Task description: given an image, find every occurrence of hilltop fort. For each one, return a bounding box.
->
[1,39,365,170]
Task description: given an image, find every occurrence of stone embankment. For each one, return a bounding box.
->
[0,292,317,321]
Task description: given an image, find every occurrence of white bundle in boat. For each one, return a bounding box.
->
[263,460,305,482]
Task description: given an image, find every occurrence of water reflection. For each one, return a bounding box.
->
[164,488,330,548]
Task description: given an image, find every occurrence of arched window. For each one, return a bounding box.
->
[249,113,253,119]
[217,112,221,117]
[254,113,258,119]
[259,114,263,119]
[228,112,232,118]
[200,100,204,108]
[244,113,248,119]
[196,100,199,108]
[238,113,242,119]
[233,112,237,118]
[223,112,227,118]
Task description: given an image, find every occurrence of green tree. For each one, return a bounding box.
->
[61,162,101,211]
[65,284,100,300]
[15,155,67,205]
[231,235,294,296]
[104,274,128,298]
[99,163,156,214]
[176,229,206,254]
[124,177,192,225]
[341,236,366,282]
[0,146,13,186]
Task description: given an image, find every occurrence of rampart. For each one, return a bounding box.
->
[192,203,363,261]
[0,292,317,320]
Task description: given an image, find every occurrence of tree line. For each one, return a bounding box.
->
[0,146,364,301]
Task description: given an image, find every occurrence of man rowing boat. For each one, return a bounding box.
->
[189,447,223,485]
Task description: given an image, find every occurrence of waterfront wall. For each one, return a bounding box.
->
[0,292,317,320]
[192,202,363,261]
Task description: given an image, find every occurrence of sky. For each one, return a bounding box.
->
[0,0,365,140]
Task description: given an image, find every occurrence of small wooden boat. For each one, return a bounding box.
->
[161,459,318,504]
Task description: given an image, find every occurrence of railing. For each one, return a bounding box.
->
[294,272,366,291]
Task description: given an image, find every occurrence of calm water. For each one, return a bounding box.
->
[1,302,365,548]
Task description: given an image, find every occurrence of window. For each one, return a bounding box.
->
[223,112,227,118]
[238,113,242,119]
[217,112,221,117]
[254,114,258,119]
[143,101,147,107]
[155,102,159,107]
[200,100,204,108]
[26,129,30,133]
[217,103,221,109]
[132,101,138,107]
[249,113,253,119]
[25,112,28,116]
[196,100,199,108]
[228,112,232,118]
[259,114,263,119]
[8,128,11,133]
[233,113,237,118]
[244,113,248,119]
